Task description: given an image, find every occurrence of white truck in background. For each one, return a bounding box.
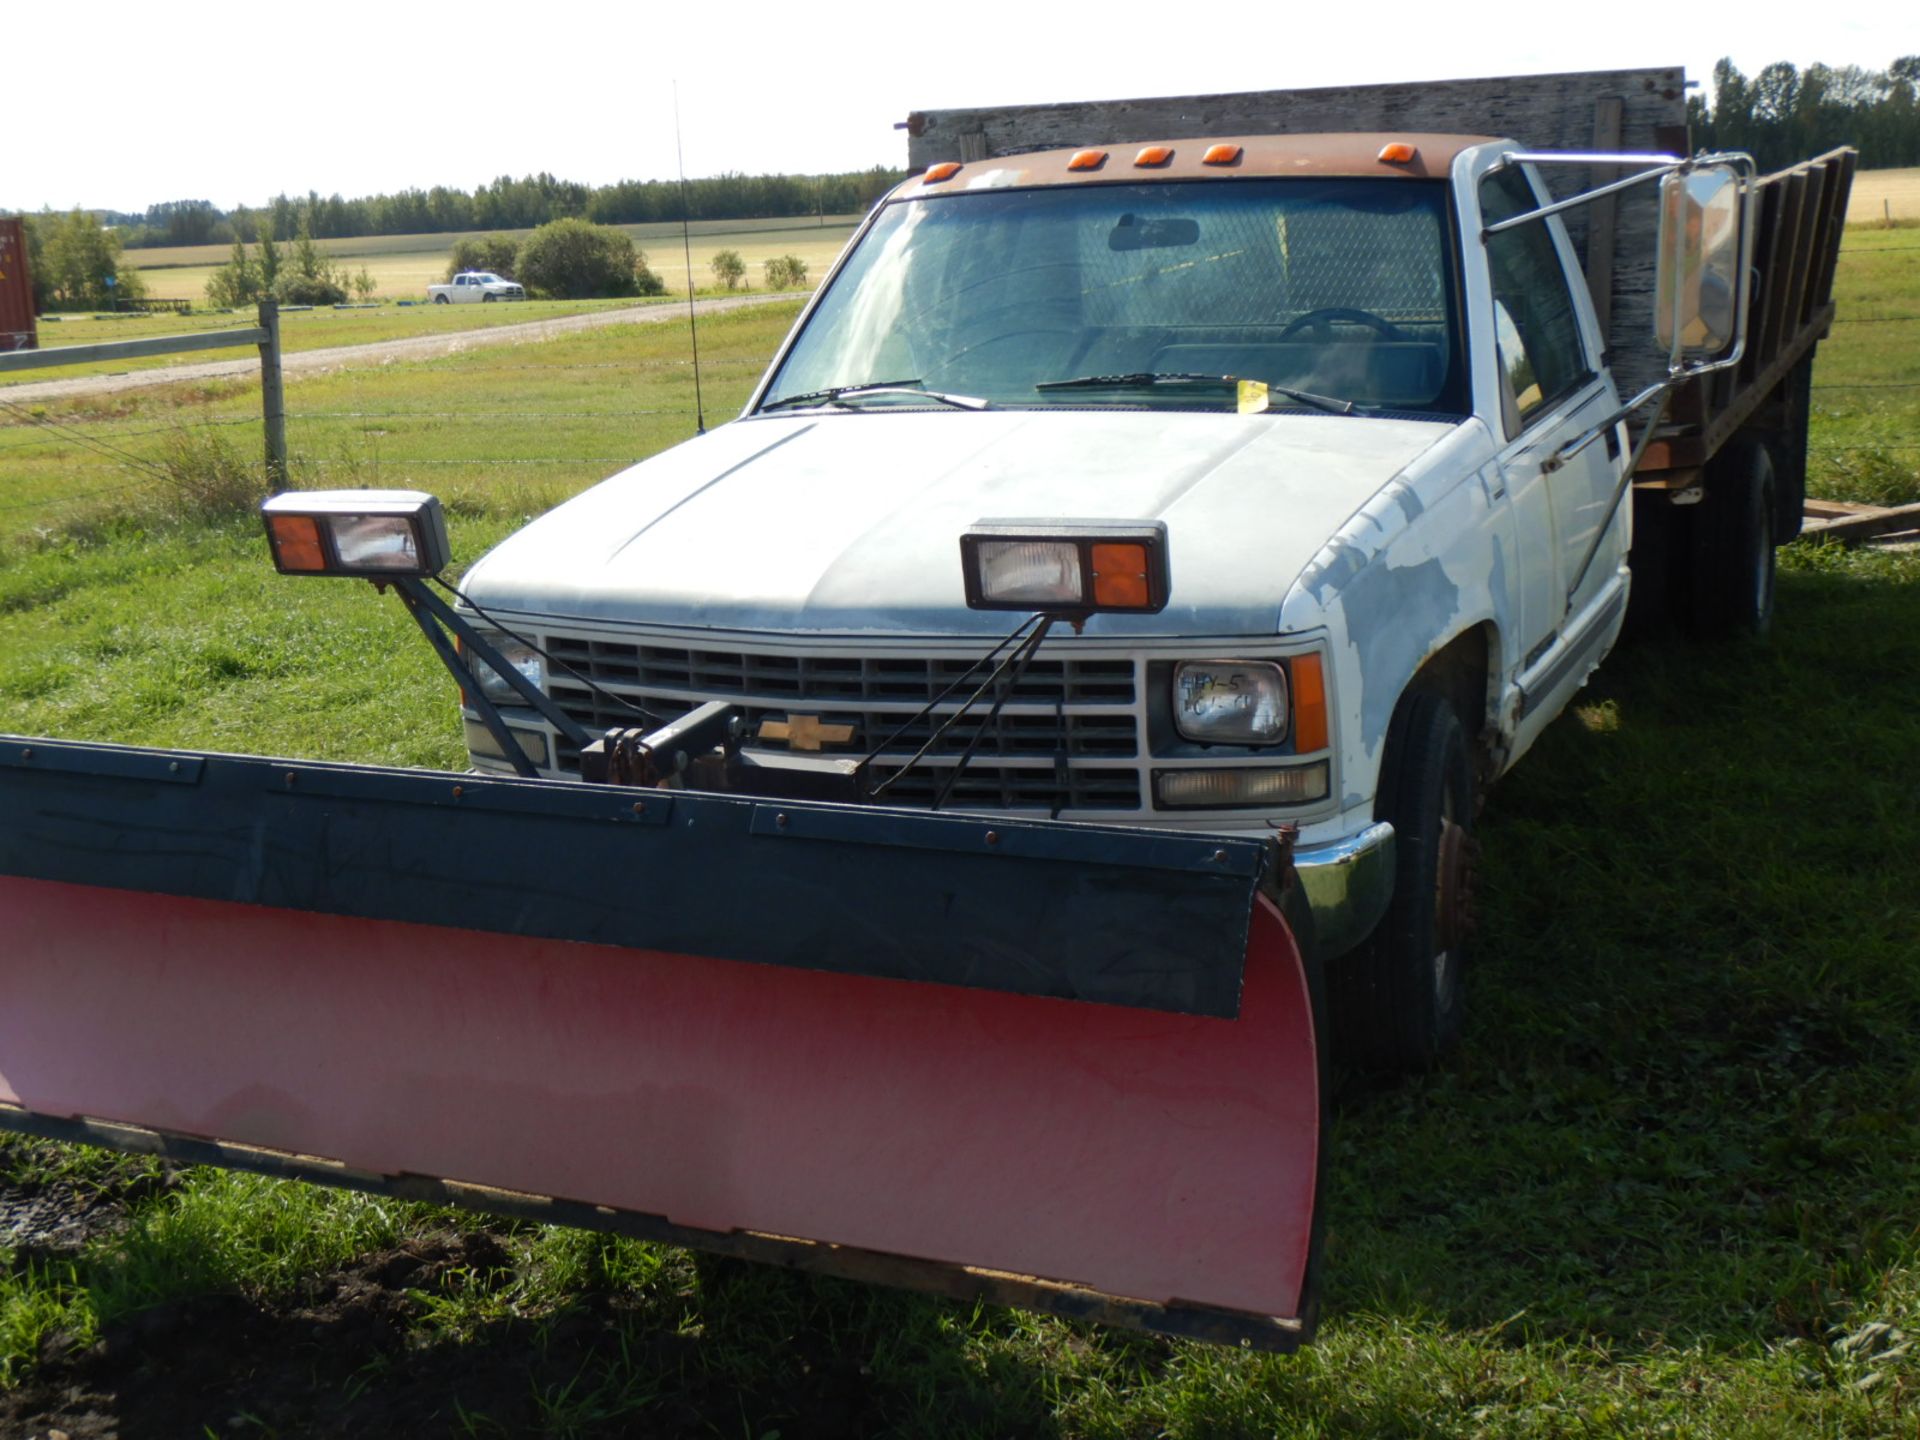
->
[449,70,1853,1068]
[428,271,526,303]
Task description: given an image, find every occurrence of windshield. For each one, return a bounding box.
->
[759,178,1466,414]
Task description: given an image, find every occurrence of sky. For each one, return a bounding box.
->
[6,0,1912,214]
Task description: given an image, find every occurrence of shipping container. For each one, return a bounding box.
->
[0,217,38,352]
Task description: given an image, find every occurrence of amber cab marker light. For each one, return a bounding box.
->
[1090,543,1152,609]
[1202,143,1242,165]
[1377,142,1419,164]
[1290,653,1329,753]
[1133,145,1174,167]
[1067,149,1108,171]
[923,161,963,182]
[266,514,327,573]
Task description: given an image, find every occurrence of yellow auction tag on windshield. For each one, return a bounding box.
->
[1237,380,1269,415]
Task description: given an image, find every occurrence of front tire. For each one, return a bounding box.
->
[1332,691,1476,1070]
[482,292,495,303]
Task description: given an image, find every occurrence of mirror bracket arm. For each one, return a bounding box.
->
[1541,381,1672,476]
[1480,153,1682,239]
[1556,386,1676,618]
[1478,150,1756,240]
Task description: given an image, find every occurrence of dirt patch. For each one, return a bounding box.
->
[0,1183,128,1261]
[1,1232,893,1440]
[0,1156,176,1265]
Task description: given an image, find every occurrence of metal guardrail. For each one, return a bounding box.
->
[0,300,287,483]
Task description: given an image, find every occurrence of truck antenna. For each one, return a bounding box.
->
[673,81,707,436]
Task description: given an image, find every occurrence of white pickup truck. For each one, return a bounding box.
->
[451,76,1850,1068]
[428,270,526,303]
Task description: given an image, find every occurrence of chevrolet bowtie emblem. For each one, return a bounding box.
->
[758,714,855,752]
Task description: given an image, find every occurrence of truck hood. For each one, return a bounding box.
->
[463,409,1453,637]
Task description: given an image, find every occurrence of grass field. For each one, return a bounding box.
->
[124,216,859,303]
[1808,226,1920,508]
[0,305,779,553]
[1848,166,1920,225]
[0,231,1916,1435]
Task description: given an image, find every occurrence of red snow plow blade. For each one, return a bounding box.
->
[0,741,1323,1348]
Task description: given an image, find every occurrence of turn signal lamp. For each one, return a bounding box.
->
[923,161,963,182]
[1154,761,1329,809]
[1067,149,1108,171]
[1133,145,1173,167]
[1290,652,1329,752]
[1202,144,1242,165]
[960,521,1170,614]
[1377,142,1418,164]
[262,490,451,578]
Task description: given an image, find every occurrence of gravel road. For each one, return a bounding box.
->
[1,293,795,405]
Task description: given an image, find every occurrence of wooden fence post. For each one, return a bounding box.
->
[257,300,287,487]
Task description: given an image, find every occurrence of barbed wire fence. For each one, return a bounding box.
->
[0,301,777,537]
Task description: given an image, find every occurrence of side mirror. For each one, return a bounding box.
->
[1654,162,1748,363]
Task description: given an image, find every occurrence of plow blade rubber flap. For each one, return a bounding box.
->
[0,737,1323,1346]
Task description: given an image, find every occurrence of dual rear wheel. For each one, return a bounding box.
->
[1690,438,1777,640]
[1628,433,1781,643]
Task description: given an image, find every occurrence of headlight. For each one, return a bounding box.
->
[465,632,544,705]
[977,540,1083,606]
[1173,660,1289,744]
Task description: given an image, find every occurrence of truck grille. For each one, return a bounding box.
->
[536,634,1143,812]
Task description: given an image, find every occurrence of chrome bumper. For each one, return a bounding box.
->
[1291,822,1396,958]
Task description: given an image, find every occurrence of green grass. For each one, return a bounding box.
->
[0,1257,92,1388]
[1808,228,1920,507]
[0,244,1916,1435]
[87,1172,412,1321]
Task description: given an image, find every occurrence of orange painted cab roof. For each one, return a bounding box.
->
[902,133,1497,192]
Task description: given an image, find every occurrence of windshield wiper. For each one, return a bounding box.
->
[1036,371,1233,391]
[759,380,989,413]
[1034,371,1357,415]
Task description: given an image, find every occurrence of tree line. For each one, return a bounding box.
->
[1689,56,1920,170]
[94,167,905,250]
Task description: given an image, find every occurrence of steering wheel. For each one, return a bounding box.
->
[1277,307,1408,342]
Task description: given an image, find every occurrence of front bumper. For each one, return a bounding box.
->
[1290,821,1395,959]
